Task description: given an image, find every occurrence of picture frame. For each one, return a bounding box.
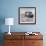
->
[18,7,36,24]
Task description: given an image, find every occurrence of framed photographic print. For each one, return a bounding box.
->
[18,7,36,24]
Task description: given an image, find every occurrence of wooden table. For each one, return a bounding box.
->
[4,32,43,46]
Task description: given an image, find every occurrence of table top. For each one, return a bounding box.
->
[4,32,43,35]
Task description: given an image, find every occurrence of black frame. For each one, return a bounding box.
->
[18,7,36,24]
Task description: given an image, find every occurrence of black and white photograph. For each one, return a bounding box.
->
[18,7,36,24]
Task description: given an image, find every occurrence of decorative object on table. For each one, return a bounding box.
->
[5,18,14,35]
[25,32,38,35]
[18,7,36,24]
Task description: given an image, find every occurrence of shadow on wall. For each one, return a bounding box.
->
[0,16,5,46]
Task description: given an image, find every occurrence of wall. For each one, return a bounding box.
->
[0,0,46,46]
[0,0,46,32]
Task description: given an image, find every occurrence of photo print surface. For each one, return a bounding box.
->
[19,7,36,24]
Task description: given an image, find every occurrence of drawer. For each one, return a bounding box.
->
[25,35,43,40]
[4,40,24,46]
[15,35,24,40]
[32,40,43,46]
[24,40,43,46]
[4,35,24,40]
[4,40,16,46]
[15,40,24,46]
